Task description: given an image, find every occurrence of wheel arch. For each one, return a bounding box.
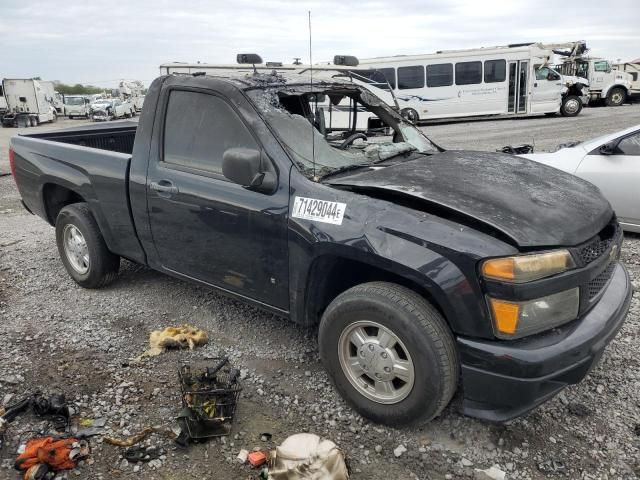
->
[42,182,87,225]
[602,83,629,98]
[299,253,455,330]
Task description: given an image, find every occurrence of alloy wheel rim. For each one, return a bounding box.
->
[63,224,90,274]
[338,320,415,404]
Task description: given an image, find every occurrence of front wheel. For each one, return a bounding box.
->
[55,203,120,288]
[561,95,582,117]
[318,282,458,426]
[605,87,626,107]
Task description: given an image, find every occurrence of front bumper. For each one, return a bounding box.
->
[458,262,632,421]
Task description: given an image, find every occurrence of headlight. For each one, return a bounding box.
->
[488,288,579,339]
[481,250,575,283]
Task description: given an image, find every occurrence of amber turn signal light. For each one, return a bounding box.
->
[488,298,520,335]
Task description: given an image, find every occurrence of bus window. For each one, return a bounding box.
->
[455,62,482,85]
[353,68,396,89]
[397,66,425,89]
[426,63,453,87]
[378,68,396,89]
[484,60,506,83]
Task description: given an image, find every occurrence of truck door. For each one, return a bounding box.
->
[145,87,290,311]
[576,131,640,228]
[530,66,562,113]
[507,61,528,114]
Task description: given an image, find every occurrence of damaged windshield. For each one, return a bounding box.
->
[246,82,438,179]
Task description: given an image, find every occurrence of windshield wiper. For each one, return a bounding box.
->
[319,163,372,181]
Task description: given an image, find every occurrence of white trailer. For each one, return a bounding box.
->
[356,43,589,122]
[0,83,7,114]
[1,79,58,127]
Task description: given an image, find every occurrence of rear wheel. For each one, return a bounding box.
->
[605,87,626,107]
[318,282,458,426]
[55,203,120,288]
[561,95,582,117]
[400,108,419,124]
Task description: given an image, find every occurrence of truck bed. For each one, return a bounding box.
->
[11,120,146,264]
[24,121,138,154]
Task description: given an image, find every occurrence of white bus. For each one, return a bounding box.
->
[356,43,586,121]
[159,57,397,133]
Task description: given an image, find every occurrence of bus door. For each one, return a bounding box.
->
[507,61,528,114]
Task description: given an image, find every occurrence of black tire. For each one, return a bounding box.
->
[318,282,458,426]
[561,95,582,117]
[400,108,419,124]
[605,87,626,107]
[55,203,120,288]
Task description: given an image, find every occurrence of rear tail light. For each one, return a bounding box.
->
[8,146,16,178]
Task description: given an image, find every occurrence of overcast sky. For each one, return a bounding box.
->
[2,0,638,88]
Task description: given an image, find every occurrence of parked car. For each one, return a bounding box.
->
[89,98,131,121]
[522,125,640,233]
[9,71,631,425]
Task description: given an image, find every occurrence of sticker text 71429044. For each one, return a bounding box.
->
[291,197,347,225]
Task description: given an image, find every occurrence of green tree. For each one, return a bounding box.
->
[53,82,103,95]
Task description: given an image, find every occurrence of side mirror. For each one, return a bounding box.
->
[222,148,276,193]
[599,142,616,155]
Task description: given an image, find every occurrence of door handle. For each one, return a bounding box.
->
[533,82,538,87]
[150,181,179,194]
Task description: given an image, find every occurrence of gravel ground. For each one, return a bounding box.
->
[0,108,639,480]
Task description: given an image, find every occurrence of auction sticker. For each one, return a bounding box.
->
[292,197,346,225]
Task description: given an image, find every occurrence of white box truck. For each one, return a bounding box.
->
[1,79,58,127]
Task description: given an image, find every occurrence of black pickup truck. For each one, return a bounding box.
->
[9,72,632,425]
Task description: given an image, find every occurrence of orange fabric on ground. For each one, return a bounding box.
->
[15,437,77,472]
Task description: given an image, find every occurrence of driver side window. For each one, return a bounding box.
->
[535,66,549,81]
[617,133,640,155]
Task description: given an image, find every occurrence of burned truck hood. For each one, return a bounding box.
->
[326,150,612,248]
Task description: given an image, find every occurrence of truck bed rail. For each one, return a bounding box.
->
[24,122,137,154]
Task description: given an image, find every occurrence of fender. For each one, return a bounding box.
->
[289,223,503,339]
[601,82,629,99]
